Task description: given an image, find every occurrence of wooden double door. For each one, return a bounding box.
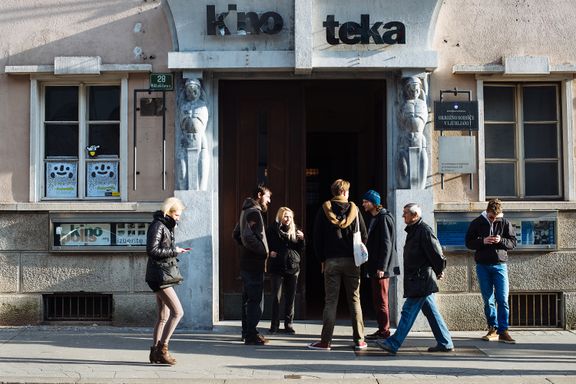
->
[219,79,386,320]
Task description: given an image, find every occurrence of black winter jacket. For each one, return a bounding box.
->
[145,211,183,286]
[366,209,400,278]
[232,198,269,273]
[266,222,305,275]
[313,199,367,262]
[465,212,516,264]
[403,219,446,297]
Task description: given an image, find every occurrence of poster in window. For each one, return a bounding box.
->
[116,223,148,245]
[57,223,112,246]
[46,161,77,198]
[87,161,119,197]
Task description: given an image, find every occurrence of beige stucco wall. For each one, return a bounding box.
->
[0,0,176,203]
[430,0,576,203]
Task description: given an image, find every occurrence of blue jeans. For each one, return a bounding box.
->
[476,263,510,333]
[240,270,264,339]
[383,294,453,353]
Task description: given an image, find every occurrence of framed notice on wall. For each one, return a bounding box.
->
[436,211,557,251]
[50,213,150,252]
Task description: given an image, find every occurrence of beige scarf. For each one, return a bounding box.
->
[322,196,358,229]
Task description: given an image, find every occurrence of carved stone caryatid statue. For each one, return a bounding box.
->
[178,78,209,191]
[397,76,429,189]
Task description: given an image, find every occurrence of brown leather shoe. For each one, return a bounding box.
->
[498,330,516,344]
[481,326,498,341]
[156,343,177,365]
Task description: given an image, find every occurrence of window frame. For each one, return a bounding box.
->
[30,75,129,202]
[477,76,575,202]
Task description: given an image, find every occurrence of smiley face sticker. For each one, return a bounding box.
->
[87,161,119,197]
[46,161,78,198]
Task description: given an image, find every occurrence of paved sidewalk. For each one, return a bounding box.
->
[0,321,575,383]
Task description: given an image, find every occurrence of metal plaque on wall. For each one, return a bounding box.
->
[439,136,476,174]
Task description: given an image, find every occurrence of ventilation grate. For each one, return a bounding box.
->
[43,293,113,321]
[509,292,561,328]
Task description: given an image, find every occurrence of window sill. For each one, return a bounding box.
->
[0,202,160,212]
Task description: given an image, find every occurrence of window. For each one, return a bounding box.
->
[484,83,562,199]
[43,84,121,199]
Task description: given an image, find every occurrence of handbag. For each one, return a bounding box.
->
[353,213,368,266]
[158,259,184,288]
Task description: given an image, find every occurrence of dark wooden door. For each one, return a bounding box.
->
[219,81,305,319]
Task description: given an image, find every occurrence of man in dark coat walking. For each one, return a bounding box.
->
[377,203,453,354]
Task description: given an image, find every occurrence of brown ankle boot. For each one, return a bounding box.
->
[157,343,177,365]
[149,345,159,363]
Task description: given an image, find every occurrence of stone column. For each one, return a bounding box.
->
[174,75,217,329]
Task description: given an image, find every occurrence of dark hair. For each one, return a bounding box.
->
[252,184,271,199]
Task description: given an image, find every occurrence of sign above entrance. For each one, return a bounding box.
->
[434,101,479,131]
[206,4,283,36]
[323,15,406,45]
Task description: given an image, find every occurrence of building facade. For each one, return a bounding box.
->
[0,0,575,330]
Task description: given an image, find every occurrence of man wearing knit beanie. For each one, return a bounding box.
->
[361,189,400,340]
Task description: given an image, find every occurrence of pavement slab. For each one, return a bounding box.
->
[0,322,575,383]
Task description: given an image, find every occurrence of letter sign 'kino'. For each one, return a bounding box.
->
[323,15,406,45]
[206,4,283,35]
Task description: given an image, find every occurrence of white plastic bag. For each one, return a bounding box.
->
[353,213,368,266]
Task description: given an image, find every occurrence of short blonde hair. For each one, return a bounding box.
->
[162,197,185,215]
[331,179,350,197]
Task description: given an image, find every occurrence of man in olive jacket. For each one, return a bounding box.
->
[308,179,368,351]
[233,184,271,345]
[377,203,453,354]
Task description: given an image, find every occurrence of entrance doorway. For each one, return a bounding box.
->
[219,79,386,320]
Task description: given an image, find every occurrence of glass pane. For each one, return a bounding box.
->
[525,162,559,196]
[484,86,515,121]
[88,124,119,156]
[89,86,120,121]
[45,86,78,121]
[486,163,516,197]
[523,86,557,122]
[485,124,515,158]
[86,161,119,197]
[45,124,78,157]
[45,161,77,198]
[524,123,558,158]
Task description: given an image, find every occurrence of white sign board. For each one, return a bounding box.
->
[116,223,148,246]
[58,223,112,246]
[439,136,477,174]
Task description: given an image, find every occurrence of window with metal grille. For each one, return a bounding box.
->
[43,293,113,321]
[509,292,561,327]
